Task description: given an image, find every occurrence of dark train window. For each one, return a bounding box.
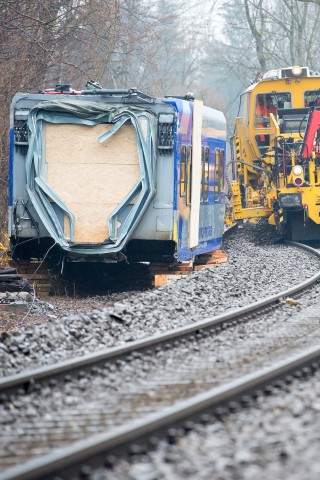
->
[254,92,291,128]
[219,149,225,193]
[214,148,225,202]
[304,90,320,107]
[186,146,192,205]
[201,146,210,203]
[180,146,187,197]
[214,149,219,202]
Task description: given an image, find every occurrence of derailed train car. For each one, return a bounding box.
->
[9,86,226,265]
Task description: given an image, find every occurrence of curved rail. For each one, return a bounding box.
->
[1,241,320,395]
[1,241,320,480]
[2,343,320,480]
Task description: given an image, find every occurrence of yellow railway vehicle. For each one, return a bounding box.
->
[231,65,320,241]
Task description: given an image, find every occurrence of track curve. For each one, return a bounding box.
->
[1,241,320,480]
[1,241,320,395]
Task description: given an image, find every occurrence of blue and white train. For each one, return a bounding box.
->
[9,86,226,264]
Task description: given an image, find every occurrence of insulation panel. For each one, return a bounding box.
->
[45,123,140,243]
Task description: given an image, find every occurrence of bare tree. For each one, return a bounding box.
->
[203,0,320,135]
[244,0,268,70]
[0,0,216,231]
[298,0,320,3]
[0,0,157,230]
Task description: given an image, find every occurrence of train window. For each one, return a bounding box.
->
[201,147,209,203]
[304,90,320,107]
[214,148,225,202]
[255,94,268,129]
[254,92,291,128]
[219,149,225,193]
[201,146,204,194]
[186,146,192,205]
[214,149,220,202]
[180,146,187,197]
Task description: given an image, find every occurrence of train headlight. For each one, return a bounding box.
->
[292,66,302,76]
[293,165,303,176]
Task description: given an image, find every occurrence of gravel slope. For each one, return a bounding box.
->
[1,222,319,376]
[2,287,320,471]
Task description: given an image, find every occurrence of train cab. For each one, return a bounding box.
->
[232,66,320,241]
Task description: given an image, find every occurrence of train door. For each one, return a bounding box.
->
[176,100,203,260]
[189,100,203,248]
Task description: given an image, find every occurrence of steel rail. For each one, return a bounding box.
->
[2,342,320,480]
[1,241,319,394]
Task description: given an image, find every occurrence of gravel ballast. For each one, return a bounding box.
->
[2,282,320,469]
[1,222,320,376]
[1,222,320,477]
[95,369,320,480]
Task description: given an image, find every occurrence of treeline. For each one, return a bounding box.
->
[0,0,319,231]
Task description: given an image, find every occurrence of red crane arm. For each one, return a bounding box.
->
[302,109,320,159]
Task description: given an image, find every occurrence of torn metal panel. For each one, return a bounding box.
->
[25,100,157,255]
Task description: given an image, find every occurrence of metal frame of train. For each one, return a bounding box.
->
[9,86,226,265]
[231,65,320,241]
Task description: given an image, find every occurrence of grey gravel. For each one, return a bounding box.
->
[1,223,320,474]
[1,222,320,376]
[2,282,320,471]
[95,370,320,480]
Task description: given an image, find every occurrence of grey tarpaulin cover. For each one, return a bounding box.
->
[25,99,157,255]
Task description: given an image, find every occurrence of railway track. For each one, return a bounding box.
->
[2,346,320,480]
[1,241,320,479]
[1,242,319,394]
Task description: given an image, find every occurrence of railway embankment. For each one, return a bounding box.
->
[1,222,320,377]
[2,222,320,479]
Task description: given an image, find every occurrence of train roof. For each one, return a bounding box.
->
[12,88,226,136]
[242,66,320,95]
[12,87,223,111]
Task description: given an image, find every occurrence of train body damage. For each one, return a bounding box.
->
[9,88,226,264]
[232,65,320,241]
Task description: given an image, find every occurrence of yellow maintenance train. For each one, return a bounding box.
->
[231,65,320,241]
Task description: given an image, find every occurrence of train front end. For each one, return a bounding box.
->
[232,66,320,241]
[9,88,175,263]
